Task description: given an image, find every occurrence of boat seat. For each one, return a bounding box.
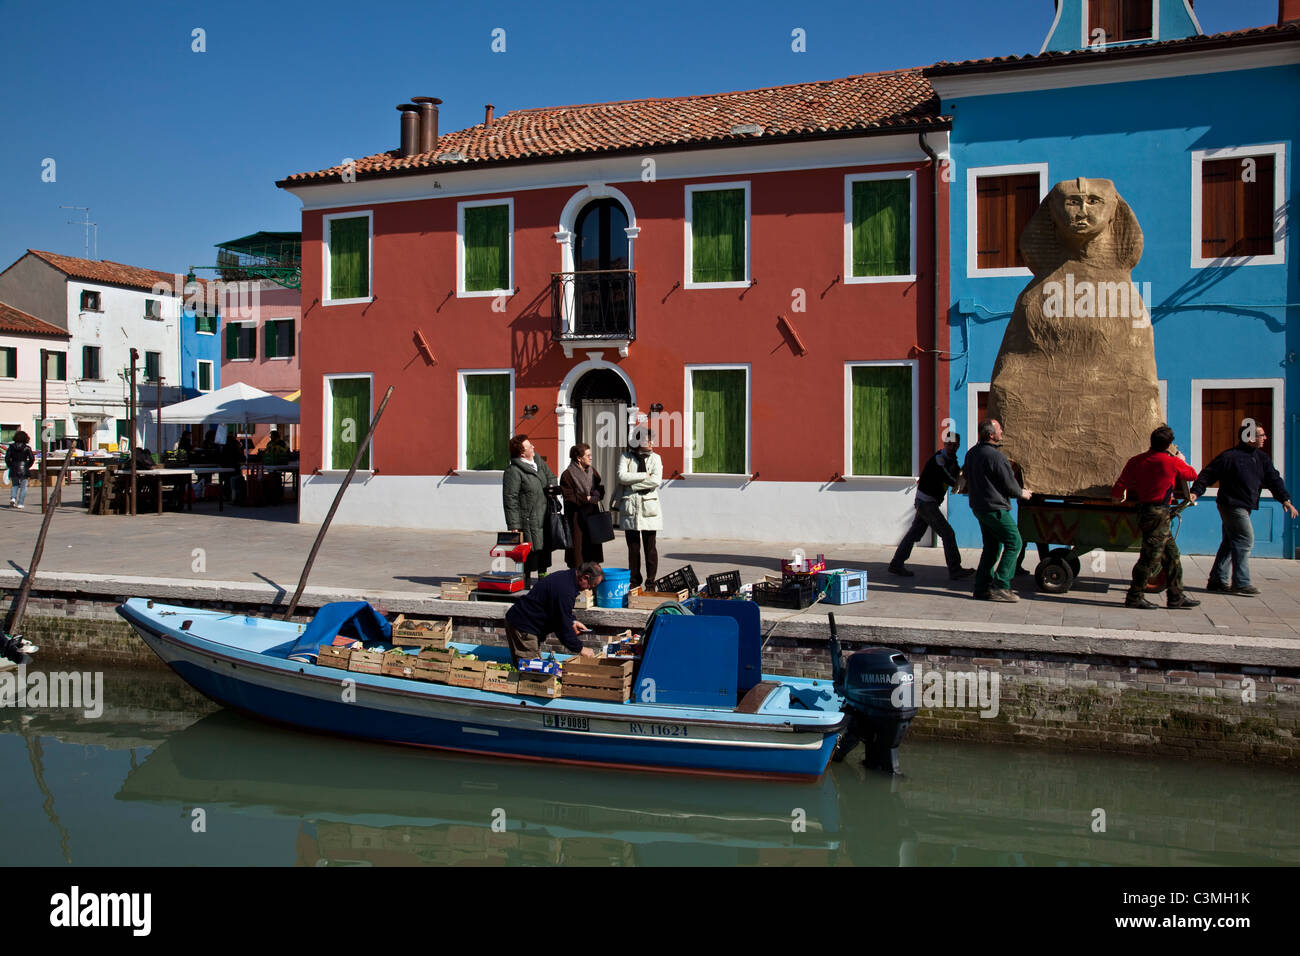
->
[735,681,781,714]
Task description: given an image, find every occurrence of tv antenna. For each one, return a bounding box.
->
[60,205,97,259]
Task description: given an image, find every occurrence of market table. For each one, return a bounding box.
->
[188,467,238,512]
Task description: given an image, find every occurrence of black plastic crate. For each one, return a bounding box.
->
[655,565,699,595]
[705,569,742,598]
[752,578,817,609]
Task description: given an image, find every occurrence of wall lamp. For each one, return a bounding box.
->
[521,404,539,419]
[649,403,664,414]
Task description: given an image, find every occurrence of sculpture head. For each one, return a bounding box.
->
[1020,176,1143,277]
[1050,177,1117,244]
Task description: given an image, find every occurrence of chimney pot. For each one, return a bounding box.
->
[1282,0,1300,24]
[411,96,442,155]
[396,104,419,158]
[485,104,495,126]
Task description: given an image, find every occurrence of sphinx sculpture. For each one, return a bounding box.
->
[988,177,1162,498]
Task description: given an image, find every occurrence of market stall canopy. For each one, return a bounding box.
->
[158,382,301,424]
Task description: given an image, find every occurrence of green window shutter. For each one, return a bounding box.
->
[329,216,370,300]
[851,365,912,476]
[198,363,211,391]
[691,189,746,283]
[226,323,238,360]
[47,352,66,381]
[852,179,910,277]
[464,374,509,470]
[464,205,509,292]
[330,378,370,470]
[690,369,746,474]
[265,321,278,357]
[278,322,295,358]
[1,347,16,377]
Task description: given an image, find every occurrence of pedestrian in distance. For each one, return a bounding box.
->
[613,423,663,590]
[889,432,975,580]
[5,430,35,509]
[503,434,558,589]
[1190,423,1297,596]
[1111,425,1201,610]
[963,419,1032,602]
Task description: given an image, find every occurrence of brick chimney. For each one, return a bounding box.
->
[1282,0,1300,23]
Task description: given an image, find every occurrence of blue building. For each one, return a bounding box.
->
[925,2,1300,558]
[180,291,221,400]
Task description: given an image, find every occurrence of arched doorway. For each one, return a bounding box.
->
[570,368,631,509]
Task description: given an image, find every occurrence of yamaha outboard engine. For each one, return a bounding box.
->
[828,613,917,774]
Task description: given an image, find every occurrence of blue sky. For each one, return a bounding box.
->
[0,0,1280,277]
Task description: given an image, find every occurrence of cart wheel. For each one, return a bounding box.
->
[1145,571,1168,593]
[1035,555,1074,594]
[1048,548,1082,578]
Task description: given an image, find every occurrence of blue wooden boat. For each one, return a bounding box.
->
[116,597,914,779]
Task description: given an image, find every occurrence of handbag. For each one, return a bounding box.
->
[582,508,616,544]
[546,495,572,551]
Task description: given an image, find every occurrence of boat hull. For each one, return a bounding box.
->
[119,603,842,779]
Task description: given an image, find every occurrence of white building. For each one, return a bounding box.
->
[0,250,186,451]
[0,301,71,448]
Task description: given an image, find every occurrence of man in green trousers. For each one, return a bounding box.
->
[963,419,1033,602]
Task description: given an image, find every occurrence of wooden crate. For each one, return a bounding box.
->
[625,586,690,610]
[412,659,450,683]
[418,647,455,664]
[562,680,632,703]
[317,645,353,670]
[439,585,471,601]
[348,648,385,675]
[382,654,419,679]
[391,615,452,649]
[573,589,595,610]
[482,669,519,694]
[448,658,487,689]
[515,673,561,698]
[562,656,634,684]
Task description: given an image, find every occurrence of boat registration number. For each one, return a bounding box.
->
[628,722,688,737]
[543,714,589,731]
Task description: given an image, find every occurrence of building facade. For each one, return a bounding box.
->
[218,281,301,449]
[279,73,952,541]
[0,302,71,451]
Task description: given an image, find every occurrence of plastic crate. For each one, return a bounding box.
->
[655,565,699,595]
[705,570,742,598]
[815,568,868,605]
[752,578,817,609]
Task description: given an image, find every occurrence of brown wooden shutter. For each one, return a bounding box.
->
[977,388,989,426]
[1089,0,1118,43]
[1202,387,1275,472]
[976,173,1039,270]
[1201,158,1236,259]
[1120,1,1153,41]
[1239,153,1274,256]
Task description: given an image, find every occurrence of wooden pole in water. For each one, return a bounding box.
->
[5,451,71,637]
[283,385,394,620]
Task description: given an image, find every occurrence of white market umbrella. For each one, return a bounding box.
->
[158,382,300,424]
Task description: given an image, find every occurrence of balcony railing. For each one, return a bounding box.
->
[551,270,636,344]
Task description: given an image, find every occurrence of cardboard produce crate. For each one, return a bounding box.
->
[516,672,561,698]
[412,658,451,682]
[348,648,385,675]
[417,647,455,664]
[439,584,471,601]
[382,652,419,679]
[625,586,690,610]
[391,615,452,649]
[482,668,519,693]
[317,645,353,670]
[448,658,487,689]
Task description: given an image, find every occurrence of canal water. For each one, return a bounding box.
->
[1,663,1295,867]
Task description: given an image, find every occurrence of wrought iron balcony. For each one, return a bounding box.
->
[551,270,636,356]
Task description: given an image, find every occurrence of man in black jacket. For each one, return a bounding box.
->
[964,419,1033,602]
[1191,425,1297,596]
[889,434,974,579]
[504,562,603,664]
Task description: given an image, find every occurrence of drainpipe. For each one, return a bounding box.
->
[918,132,942,450]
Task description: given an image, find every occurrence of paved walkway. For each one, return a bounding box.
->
[2,501,1298,641]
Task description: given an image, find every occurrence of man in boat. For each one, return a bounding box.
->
[964,419,1032,603]
[889,432,974,580]
[504,561,603,664]
[1110,425,1201,610]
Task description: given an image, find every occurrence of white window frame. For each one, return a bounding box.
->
[844,171,917,284]
[1190,144,1287,269]
[683,363,751,476]
[456,369,515,473]
[1189,378,1285,494]
[966,162,1049,279]
[196,359,214,393]
[265,318,296,360]
[228,320,257,362]
[79,289,102,313]
[143,298,163,321]
[457,199,514,298]
[1081,0,1159,48]
[684,182,752,290]
[843,360,920,479]
[323,372,375,473]
[322,210,374,306]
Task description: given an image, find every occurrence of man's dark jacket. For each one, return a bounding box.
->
[963,442,1023,512]
[917,449,961,504]
[505,568,582,652]
[1191,444,1291,512]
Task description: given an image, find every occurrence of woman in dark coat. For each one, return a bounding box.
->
[560,442,605,567]
[502,434,557,587]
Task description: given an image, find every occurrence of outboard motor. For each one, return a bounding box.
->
[828,614,916,774]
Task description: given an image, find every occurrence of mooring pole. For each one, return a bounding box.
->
[6,451,71,638]
[284,385,394,619]
[155,374,162,461]
[128,348,138,516]
[40,348,48,512]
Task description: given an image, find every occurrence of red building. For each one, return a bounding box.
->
[278,70,952,543]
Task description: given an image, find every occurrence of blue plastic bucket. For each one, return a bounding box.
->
[596,568,632,608]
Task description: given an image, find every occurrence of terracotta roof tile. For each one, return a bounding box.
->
[26,249,194,294]
[280,68,943,185]
[0,301,69,338]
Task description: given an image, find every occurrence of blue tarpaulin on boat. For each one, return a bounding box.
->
[286,602,392,662]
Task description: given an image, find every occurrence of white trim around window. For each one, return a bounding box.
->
[322,372,375,473]
[966,162,1049,279]
[843,360,920,479]
[456,368,515,472]
[1190,143,1287,269]
[456,198,514,298]
[683,363,751,476]
[1189,378,1285,487]
[228,320,257,362]
[966,382,990,459]
[843,171,918,284]
[196,359,214,393]
[322,210,374,306]
[683,182,752,290]
[1080,0,1159,48]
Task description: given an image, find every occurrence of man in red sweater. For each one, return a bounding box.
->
[1111,426,1201,610]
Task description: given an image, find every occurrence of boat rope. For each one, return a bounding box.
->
[760,587,831,650]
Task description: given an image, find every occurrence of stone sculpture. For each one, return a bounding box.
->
[988,177,1162,498]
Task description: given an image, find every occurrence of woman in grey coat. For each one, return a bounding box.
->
[503,434,557,587]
